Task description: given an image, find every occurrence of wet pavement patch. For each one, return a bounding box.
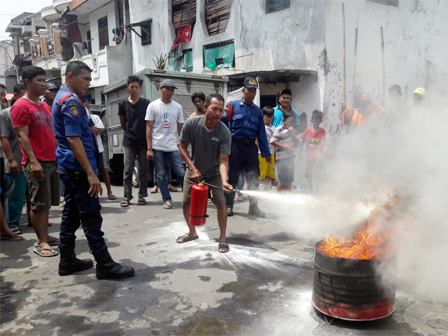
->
[175,315,240,336]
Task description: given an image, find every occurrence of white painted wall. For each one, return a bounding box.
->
[323,0,448,130]
[129,0,173,73]
[129,0,324,75]
[88,1,117,55]
[127,0,448,132]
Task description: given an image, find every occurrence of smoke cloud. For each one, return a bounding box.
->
[250,95,448,304]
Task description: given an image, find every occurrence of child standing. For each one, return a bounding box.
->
[258,106,276,190]
[270,111,300,191]
[300,110,326,192]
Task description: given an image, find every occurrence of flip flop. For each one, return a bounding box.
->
[11,227,23,234]
[218,242,230,253]
[176,234,199,243]
[150,186,158,194]
[33,246,58,257]
[163,201,173,209]
[108,194,117,200]
[34,238,60,247]
[168,185,178,192]
[120,200,130,207]
[1,234,24,241]
[137,197,147,205]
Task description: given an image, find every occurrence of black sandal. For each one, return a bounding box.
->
[218,242,230,253]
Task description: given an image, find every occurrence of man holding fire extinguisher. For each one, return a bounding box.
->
[178,93,232,253]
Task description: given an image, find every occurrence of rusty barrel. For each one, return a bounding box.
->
[312,240,396,321]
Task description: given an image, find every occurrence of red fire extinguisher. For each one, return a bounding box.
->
[190,183,209,226]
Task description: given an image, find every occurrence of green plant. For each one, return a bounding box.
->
[153,53,168,70]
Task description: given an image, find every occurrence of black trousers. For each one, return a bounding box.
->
[60,170,105,251]
[226,141,260,207]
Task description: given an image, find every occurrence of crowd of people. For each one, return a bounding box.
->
[0,61,425,278]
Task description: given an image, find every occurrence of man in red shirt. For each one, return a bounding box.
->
[11,66,59,257]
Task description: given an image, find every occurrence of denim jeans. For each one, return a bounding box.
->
[152,158,172,185]
[153,149,185,202]
[123,146,149,201]
[60,171,105,251]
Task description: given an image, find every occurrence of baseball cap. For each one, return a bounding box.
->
[279,88,292,96]
[160,79,178,89]
[243,77,258,88]
[46,82,59,90]
[414,87,425,96]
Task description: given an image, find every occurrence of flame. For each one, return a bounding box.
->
[317,200,395,260]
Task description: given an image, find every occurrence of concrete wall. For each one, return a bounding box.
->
[88,1,117,55]
[323,0,448,130]
[129,0,324,74]
[108,34,132,84]
[127,0,448,133]
[129,0,173,73]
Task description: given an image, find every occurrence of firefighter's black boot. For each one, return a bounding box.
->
[58,245,94,276]
[92,246,135,280]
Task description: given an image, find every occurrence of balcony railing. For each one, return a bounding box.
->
[62,32,132,88]
[30,31,61,65]
[47,36,55,56]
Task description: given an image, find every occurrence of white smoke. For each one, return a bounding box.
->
[248,96,448,304]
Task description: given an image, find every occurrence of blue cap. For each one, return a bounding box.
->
[243,77,258,88]
[46,82,59,90]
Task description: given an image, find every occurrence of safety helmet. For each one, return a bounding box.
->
[414,87,426,96]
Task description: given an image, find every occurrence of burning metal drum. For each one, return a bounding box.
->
[312,240,396,321]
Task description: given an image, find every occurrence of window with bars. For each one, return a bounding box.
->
[115,0,124,27]
[266,0,290,14]
[205,0,233,36]
[98,16,109,50]
[367,0,398,7]
[86,30,92,54]
[172,0,196,30]
[141,20,152,46]
[203,40,235,71]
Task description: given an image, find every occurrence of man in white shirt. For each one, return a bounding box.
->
[145,79,185,209]
[82,100,116,200]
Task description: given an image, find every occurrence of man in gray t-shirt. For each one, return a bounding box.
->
[0,107,28,232]
[178,94,233,253]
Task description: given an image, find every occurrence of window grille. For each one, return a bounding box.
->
[98,16,109,50]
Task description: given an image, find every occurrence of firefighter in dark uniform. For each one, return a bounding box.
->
[221,77,271,217]
[52,60,134,279]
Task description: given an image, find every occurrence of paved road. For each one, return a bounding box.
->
[1,185,447,335]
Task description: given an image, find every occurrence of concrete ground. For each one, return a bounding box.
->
[1,185,447,336]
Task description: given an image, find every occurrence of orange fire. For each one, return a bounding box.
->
[317,200,396,260]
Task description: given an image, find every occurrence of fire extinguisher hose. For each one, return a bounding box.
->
[199,180,237,192]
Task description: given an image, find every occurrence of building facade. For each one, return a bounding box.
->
[5,0,448,131]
